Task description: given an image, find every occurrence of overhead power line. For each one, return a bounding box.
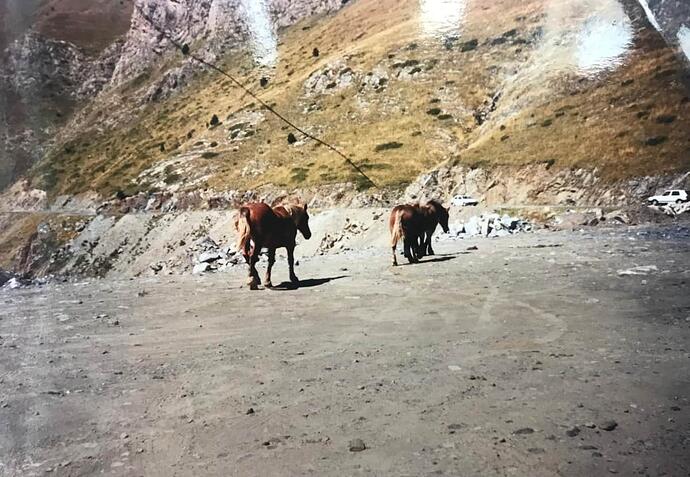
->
[134,5,377,189]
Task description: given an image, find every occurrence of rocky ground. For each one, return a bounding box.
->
[1,219,689,476]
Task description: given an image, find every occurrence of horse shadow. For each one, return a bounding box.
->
[399,252,466,266]
[271,275,348,291]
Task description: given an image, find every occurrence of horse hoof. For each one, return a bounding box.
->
[290,276,299,284]
[264,281,273,288]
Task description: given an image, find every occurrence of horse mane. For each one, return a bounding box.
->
[278,203,307,224]
[424,199,444,210]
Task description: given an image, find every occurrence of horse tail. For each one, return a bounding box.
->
[390,209,405,247]
[235,207,252,255]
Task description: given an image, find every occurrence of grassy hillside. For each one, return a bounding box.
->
[31,0,690,199]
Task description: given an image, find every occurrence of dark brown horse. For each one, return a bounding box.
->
[389,200,449,266]
[389,204,424,265]
[235,202,311,289]
[418,199,450,257]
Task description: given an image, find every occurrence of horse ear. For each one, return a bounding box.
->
[303,203,308,212]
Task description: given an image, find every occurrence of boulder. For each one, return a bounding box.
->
[617,265,658,276]
[193,263,210,274]
[149,263,163,272]
[644,136,667,146]
[604,210,630,224]
[196,236,218,250]
[4,278,23,289]
[0,270,13,287]
[464,216,481,236]
[198,251,222,263]
[461,39,478,52]
[304,61,357,95]
[490,229,511,238]
[551,212,587,230]
[662,201,690,216]
[501,215,517,229]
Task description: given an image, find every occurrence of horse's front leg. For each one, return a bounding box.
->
[287,245,299,284]
[415,233,426,259]
[247,242,262,290]
[410,234,423,260]
[426,231,435,256]
[264,248,276,288]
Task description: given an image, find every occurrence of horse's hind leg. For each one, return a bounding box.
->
[287,245,299,284]
[391,236,399,266]
[247,242,262,290]
[404,238,417,264]
[264,248,276,288]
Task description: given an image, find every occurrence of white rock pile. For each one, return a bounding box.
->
[3,277,23,290]
[192,236,244,274]
[441,213,533,240]
[660,201,690,217]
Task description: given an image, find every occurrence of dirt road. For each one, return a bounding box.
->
[1,223,689,476]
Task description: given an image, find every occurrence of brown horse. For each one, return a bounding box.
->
[389,200,449,265]
[418,199,450,257]
[235,202,311,289]
[389,204,424,265]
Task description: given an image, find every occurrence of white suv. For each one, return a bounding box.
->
[647,189,688,205]
[451,195,479,206]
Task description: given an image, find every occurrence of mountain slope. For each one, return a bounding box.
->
[0,0,689,205]
[0,0,345,189]
[25,0,689,202]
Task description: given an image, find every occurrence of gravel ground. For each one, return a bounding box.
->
[1,223,689,476]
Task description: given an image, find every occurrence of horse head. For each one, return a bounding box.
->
[438,204,450,233]
[427,200,450,233]
[284,203,312,240]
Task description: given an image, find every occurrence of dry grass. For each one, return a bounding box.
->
[458,42,690,179]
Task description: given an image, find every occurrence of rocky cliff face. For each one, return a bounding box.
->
[0,32,124,188]
[0,0,346,188]
[111,0,344,100]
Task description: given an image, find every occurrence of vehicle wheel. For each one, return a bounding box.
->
[652,200,659,206]
[676,199,683,204]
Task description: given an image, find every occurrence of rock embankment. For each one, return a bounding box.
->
[6,199,688,285]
